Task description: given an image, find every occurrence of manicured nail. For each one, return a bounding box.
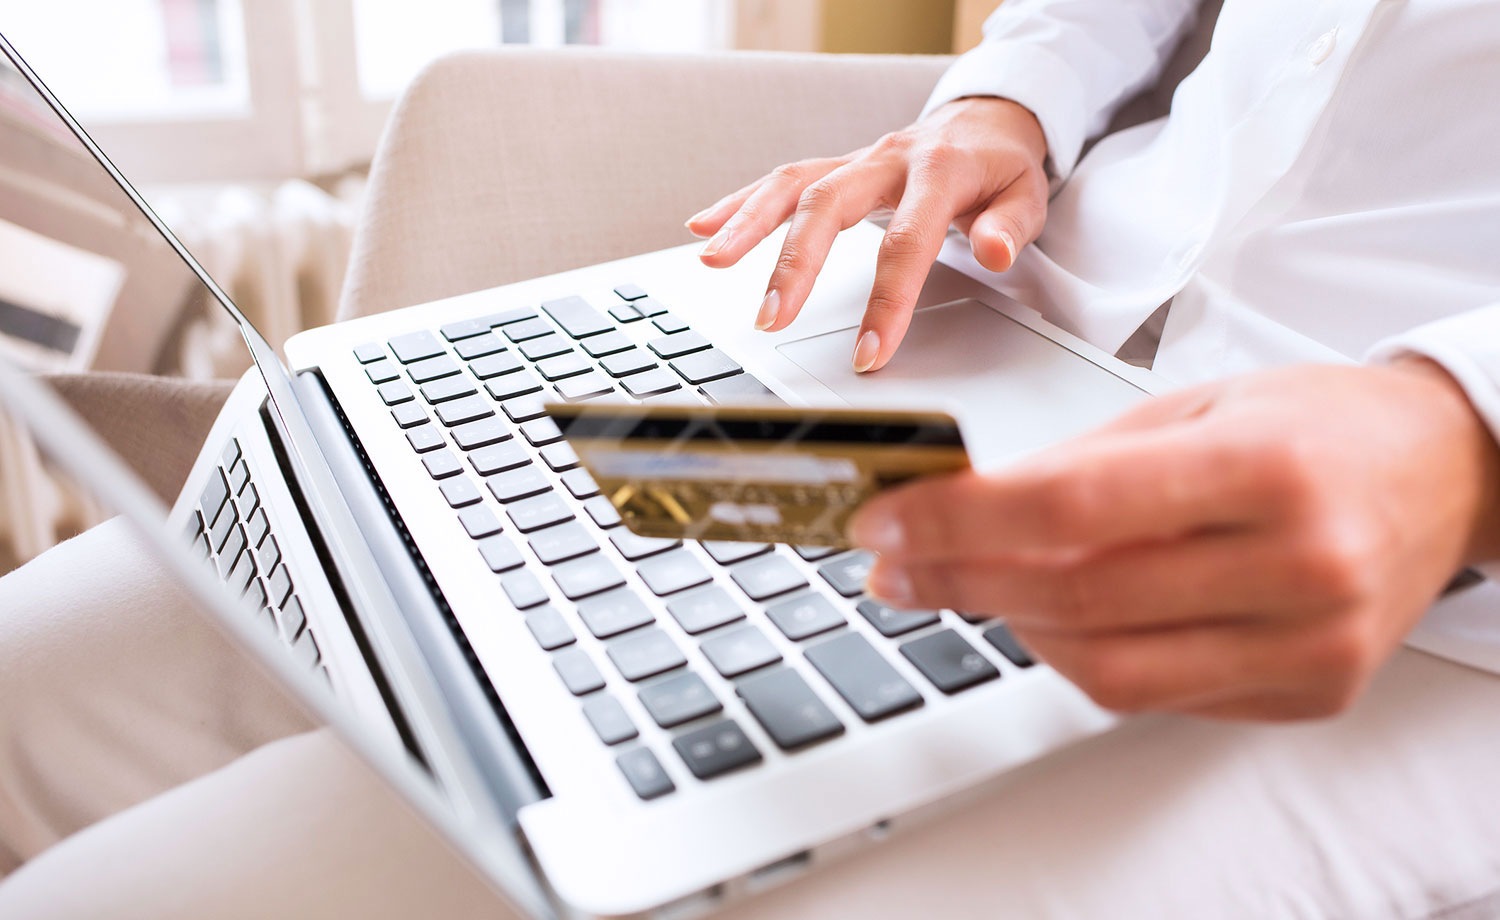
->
[868,564,915,605]
[755,289,781,331]
[997,230,1017,269]
[850,507,905,554]
[701,226,733,259]
[852,329,881,373]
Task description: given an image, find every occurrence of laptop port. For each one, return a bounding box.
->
[746,850,812,893]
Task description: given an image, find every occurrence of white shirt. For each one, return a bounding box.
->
[925,0,1500,668]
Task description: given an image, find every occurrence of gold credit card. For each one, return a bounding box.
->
[545,402,971,548]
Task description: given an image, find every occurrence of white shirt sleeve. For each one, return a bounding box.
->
[1368,303,1500,584]
[922,0,1204,179]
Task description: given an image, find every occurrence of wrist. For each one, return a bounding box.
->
[1391,357,1500,563]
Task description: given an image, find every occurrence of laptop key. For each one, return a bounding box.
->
[452,417,511,450]
[391,403,428,428]
[228,459,250,496]
[488,306,541,326]
[616,747,674,800]
[501,393,548,423]
[255,535,281,573]
[730,555,807,601]
[245,507,270,548]
[478,534,526,572]
[553,647,606,695]
[267,562,294,607]
[666,586,745,634]
[614,283,648,301]
[420,375,477,404]
[215,526,246,580]
[638,672,722,728]
[608,303,643,324]
[503,317,554,342]
[280,596,308,643]
[647,330,709,359]
[520,417,563,446]
[525,606,576,651]
[817,551,874,598]
[651,312,689,334]
[292,629,322,669]
[560,468,600,499]
[552,553,626,600]
[581,330,634,358]
[238,483,261,516]
[469,350,525,379]
[700,372,779,405]
[441,317,495,341]
[536,352,592,381]
[435,395,493,426]
[701,541,772,566]
[636,549,712,596]
[856,599,941,638]
[599,349,657,378]
[584,696,638,745]
[670,349,742,385]
[209,501,237,554]
[608,529,679,561]
[576,588,655,638]
[765,593,845,641]
[406,354,461,383]
[440,477,482,508]
[353,343,385,363]
[737,668,845,750]
[469,440,530,475]
[527,521,598,565]
[454,333,506,360]
[457,505,503,539]
[982,623,1037,668]
[488,467,552,503]
[502,569,551,609]
[200,469,230,527]
[700,624,781,678]
[388,330,445,364]
[422,450,463,479]
[607,627,687,681]
[553,371,613,402]
[793,544,838,562]
[405,426,445,453]
[805,632,924,722]
[486,371,544,401]
[364,359,399,384]
[519,333,573,362]
[672,719,762,780]
[584,495,623,529]
[541,295,614,339]
[900,629,1000,694]
[507,493,575,533]
[621,367,681,398]
[540,441,580,471]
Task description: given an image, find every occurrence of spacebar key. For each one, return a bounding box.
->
[804,632,923,722]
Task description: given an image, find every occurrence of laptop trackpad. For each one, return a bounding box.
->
[776,299,1151,468]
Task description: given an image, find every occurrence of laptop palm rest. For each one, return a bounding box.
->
[776,299,1152,468]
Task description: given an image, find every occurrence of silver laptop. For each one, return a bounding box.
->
[0,33,1168,917]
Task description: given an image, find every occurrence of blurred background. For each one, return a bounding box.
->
[0,0,990,570]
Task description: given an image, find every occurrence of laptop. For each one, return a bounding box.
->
[0,33,1169,917]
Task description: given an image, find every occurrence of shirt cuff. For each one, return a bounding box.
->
[1366,304,1500,452]
[920,40,1089,182]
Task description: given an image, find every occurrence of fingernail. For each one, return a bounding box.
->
[685,210,712,237]
[701,226,733,259]
[849,507,904,554]
[755,289,781,331]
[852,329,881,373]
[997,230,1018,269]
[868,564,915,605]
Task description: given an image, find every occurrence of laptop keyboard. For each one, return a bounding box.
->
[185,437,328,683]
[353,285,1037,798]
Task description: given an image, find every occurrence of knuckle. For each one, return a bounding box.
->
[798,179,841,212]
[914,140,962,172]
[1295,526,1377,609]
[769,162,806,184]
[879,223,929,261]
[873,130,914,154]
[773,245,810,277]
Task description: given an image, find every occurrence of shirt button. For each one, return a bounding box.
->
[1308,28,1338,65]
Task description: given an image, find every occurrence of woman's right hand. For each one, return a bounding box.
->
[686,96,1051,373]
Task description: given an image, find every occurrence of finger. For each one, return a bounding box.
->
[1015,622,1294,713]
[685,176,769,239]
[967,170,1049,272]
[866,531,1311,631]
[852,175,967,373]
[850,425,1271,562]
[756,159,905,332]
[699,157,845,268]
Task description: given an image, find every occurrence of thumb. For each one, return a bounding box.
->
[969,177,1048,272]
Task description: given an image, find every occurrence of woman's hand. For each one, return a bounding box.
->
[686,97,1050,373]
[848,361,1500,720]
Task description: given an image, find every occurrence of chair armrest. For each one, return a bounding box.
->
[341,48,949,320]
